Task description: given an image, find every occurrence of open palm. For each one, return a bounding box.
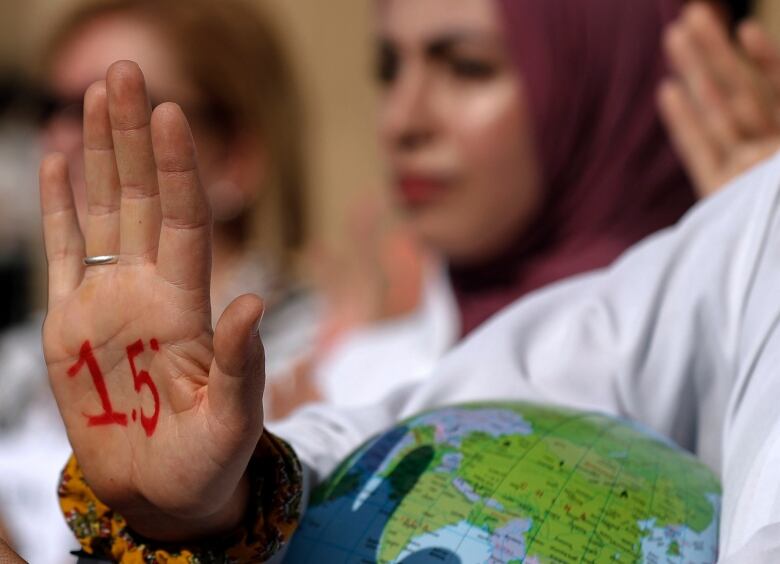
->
[40,62,265,540]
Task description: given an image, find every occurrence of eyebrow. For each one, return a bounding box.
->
[381,30,502,57]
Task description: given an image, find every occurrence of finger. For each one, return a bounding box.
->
[83,81,120,260]
[665,22,740,149]
[739,21,780,93]
[209,294,266,437]
[686,4,775,137]
[151,103,212,295]
[106,61,161,262]
[657,80,721,197]
[684,4,750,88]
[40,154,85,304]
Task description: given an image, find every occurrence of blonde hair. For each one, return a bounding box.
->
[43,0,307,274]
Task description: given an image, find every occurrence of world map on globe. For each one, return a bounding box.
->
[285,403,721,563]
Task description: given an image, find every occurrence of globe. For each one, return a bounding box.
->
[285,403,721,563]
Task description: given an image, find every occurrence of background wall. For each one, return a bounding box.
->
[756,0,780,47]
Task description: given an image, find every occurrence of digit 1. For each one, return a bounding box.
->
[67,341,128,427]
[126,340,161,437]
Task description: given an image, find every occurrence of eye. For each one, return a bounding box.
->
[377,42,399,85]
[448,57,497,80]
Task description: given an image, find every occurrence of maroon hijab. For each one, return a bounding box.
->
[451,0,695,337]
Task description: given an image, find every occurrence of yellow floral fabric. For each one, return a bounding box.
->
[59,432,303,563]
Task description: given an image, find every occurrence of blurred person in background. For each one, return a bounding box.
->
[277,0,703,418]
[40,0,314,348]
[281,0,780,418]
[0,76,41,335]
[0,0,318,560]
[0,71,71,564]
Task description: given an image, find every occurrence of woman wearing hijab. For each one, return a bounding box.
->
[305,0,697,412]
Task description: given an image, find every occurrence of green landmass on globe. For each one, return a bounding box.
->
[286,402,721,563]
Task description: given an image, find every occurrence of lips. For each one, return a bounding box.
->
[396,175,450,206]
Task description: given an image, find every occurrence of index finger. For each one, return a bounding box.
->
[658,79,722,197]
[739,21,780,99]
[40,154,86,305]
[685,4,774,136]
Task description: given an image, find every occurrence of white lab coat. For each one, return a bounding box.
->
[270,150,780,561]
[314,263,459,408]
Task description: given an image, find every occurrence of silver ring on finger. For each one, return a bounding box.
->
[83,255,119,266]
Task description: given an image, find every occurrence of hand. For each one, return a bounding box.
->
[310,194,427,351]
[266,356,323,421]
[659,2,780,197]
[40,61,265,541]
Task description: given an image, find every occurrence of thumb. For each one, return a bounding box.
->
[209,293,266,438]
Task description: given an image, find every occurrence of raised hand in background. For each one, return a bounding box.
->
[659,2,780,197]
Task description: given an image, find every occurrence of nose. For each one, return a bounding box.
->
[381,61,436,153]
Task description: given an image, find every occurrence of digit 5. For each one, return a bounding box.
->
[126,340,161,437]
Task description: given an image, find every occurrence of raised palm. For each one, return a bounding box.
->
[660,5,780,198]
[40,62,265,540]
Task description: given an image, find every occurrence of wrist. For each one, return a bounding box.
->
[123,472,251,542]
[59,432,304,561]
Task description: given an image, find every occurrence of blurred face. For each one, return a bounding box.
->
[42,13,240,225]
[378,0,541,265]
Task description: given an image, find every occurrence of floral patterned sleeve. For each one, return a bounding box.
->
[58,431,303,563]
